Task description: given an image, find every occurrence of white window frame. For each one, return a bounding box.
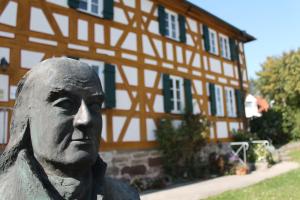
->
[164,9,179,41]
[219,34,231,59]
[209,28,218,55]
[78,0,104,17]
[225,87,237,117]
[170,75,184,113]
[215,85,224,116]
[0,110,8,144]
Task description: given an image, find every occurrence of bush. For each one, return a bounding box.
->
[250,109,290,145]
[155,112,210,180]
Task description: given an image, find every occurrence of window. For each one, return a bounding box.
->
[164,10,179,41]
[215,85,224,116]
[170,76,184,113]
[225,87,236,117]
[219,34,231,59]
[209,29,218,55]
[78,0,103,17]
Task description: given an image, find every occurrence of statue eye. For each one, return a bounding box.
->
[53,98,75,111]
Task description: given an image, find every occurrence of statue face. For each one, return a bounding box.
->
[29,61,104,171]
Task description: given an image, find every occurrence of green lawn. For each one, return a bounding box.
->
[206,149,300,200]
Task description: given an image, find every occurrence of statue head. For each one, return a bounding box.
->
[0,58,104,175]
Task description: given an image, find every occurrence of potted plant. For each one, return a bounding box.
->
[235,163,249,175]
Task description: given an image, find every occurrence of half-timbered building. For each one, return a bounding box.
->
[0,0,255,179]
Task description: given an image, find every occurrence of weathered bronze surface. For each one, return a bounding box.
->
[0,58,140,200]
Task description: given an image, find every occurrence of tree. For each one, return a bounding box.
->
[255,49,300,140]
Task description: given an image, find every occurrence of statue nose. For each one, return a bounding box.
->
[74,100,92,128]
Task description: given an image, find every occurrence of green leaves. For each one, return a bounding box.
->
[256,49,300,141]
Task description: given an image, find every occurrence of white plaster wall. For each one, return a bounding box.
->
[110,28,123,46]
[166,42,174,61]
[141,0,153,13]
[29,37,58,46]
[216,121,228,138]
[218,78,227,84]
[186,50,192,64]
[148,20,159,35]
[210,58,222,73]
[186,34,194,46]
[30,7,54,35]
[0,110,8,144]
[0,1,17,27]
[177,66,188,73]
[153,95,164,113]
[0,31,14,38]
[116,90,131,110]
[176,46,183,63]
[146,119,156,141]
[203,56,208,70]
[229,122,239,132]
[0,75,9,102]
[53,13,69,37]
[144,58,157,66]
[115,66,123,84]
[123,0,135,8]
[142,35,155,56]
[162,62,173,69]
[223,63,234,77]
[235,66,239,78]
[153,39,163,58]
[206,74,216,80]
[210,126,215,139]
[96,48,115,56]
[101,115,107,141]
[68,43,89,51]
[123,66,137,86]
[193,80,203,95]
[78,19,88,41]
[144,70,157,88]
[230,80,239,86]
[113,116,126,142]
[193,99,201,114]
[46,0,68,7]
[21,50,45,69]
[0,47,10,62]
[114,7,128,25]
[187,18,198,33]
[10,85,17,100]
[122,53,137,61]
[123,118,140,142]
[94,24,104,44]
[192,53,201,68]
[121,32,137,51]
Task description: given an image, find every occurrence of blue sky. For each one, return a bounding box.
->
[188,0,300,79]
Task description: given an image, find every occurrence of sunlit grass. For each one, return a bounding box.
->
[206,149,300,200]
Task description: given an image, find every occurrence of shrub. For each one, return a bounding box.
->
[250,109,289,145]
[155,112,210,180]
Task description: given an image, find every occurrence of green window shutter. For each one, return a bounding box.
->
[203,25,210,52]
[178,15,186,43]
[209,83,216,116]
[230,38,238,61]
[158,5,166,36]
[104,63,116,108]
[103,0,114,20]
[162,74,172,113]
[235,89,244,117]
[68,0,79,9]
[184,79,193,114]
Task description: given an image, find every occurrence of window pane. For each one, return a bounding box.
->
[176,80,180,89]
[177,101,181,110]
[92,0,98,3]
[165,14,170,36]
[79,1,88,10]
[91,4,98,14]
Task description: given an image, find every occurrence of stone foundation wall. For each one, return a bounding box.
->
[100,143,232,181]
[100,149,163,181]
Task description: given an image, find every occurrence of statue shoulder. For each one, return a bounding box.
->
[102,177,140,200]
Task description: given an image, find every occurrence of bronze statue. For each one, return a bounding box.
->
[0,58,140,200]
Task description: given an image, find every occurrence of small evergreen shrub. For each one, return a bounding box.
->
[155,112,210,180]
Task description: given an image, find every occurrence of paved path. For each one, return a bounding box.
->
[141,161,299,200]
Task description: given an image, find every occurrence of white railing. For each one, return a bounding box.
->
[230,142,249,164]
[230,140,271,164]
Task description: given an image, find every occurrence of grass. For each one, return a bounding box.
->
[206,149,300,200]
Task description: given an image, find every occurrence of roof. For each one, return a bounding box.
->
[184,0,256,43]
